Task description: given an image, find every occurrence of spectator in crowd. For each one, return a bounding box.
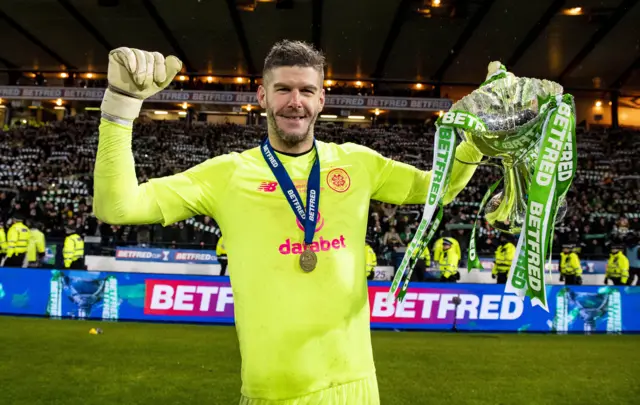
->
[382,226,403,248]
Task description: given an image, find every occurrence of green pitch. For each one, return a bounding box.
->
[0,316,638,405]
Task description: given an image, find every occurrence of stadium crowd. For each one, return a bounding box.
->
[0,115,638,266]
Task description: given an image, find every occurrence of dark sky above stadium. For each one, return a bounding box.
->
[0,0,638,90]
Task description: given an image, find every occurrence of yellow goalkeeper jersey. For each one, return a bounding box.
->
[93,119,481,401]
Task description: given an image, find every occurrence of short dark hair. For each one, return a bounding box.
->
[263,40,325,82]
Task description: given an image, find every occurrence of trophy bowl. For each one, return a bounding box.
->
[452,74,563,159]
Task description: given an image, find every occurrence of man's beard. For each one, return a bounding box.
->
[266,108,318,148]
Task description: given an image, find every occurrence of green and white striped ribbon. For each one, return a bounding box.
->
[505,94,576,311]
[388,111,485,302]
[397,209,443,302]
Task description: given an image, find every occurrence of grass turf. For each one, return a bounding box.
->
[0,316,638,404]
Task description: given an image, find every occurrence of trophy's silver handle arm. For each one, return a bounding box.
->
[455,156,502,169]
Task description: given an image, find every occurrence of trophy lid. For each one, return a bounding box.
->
[450,63,564,158]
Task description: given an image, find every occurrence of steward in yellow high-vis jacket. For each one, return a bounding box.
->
[4,215,30,268]
[493,234,515,284]
[27,222,46,267]
[605,244,629,286]
[560,243,582,285]
[365,242,377,280]
[438,238,460,282]
[63,226,85,269]
[217,235,228,276]
[433,236,460,263]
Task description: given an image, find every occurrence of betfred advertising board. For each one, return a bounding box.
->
[1,268,639,333]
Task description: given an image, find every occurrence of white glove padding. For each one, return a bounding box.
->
[101,47,182,121]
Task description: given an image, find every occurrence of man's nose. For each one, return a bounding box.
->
[287,89,302,107]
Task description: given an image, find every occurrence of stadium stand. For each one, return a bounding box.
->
[1,115,638,265]
[11,74,436,98]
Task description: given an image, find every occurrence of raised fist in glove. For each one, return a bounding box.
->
[101,47,182,122]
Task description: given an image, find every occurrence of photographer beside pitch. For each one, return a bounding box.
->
[93,41,482,404]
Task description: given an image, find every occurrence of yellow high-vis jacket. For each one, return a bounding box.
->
[438,249,460,279]
[560,252,582,275]
[216,236,227,256]
[494,242,515,275]
[7,221,30,257]
[365,243,377,277]
[0,227,7,255]
[27,229,46,263]
[63,233,85,268]
[433,237,460,263]
[606,252,629,284]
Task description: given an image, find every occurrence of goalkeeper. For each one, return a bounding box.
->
[93,41,482,405]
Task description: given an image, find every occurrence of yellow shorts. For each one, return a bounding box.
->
[239,374,380,405]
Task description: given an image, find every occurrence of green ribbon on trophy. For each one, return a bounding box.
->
[387,126,457,302]
[505,93,577,310]
[387,61,577,311]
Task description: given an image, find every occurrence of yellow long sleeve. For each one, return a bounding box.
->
[93,119,165,225]
[361,140,481,206]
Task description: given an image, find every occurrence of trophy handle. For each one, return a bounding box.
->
[454,156,502,169]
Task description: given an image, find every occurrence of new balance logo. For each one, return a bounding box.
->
[258,182,278,192]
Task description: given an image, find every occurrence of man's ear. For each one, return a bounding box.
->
[257,85,267,109]
[318,88,325,112]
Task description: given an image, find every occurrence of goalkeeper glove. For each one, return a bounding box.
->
[101,47,182,122]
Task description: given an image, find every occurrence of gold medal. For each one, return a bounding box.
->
[299,249,317,272]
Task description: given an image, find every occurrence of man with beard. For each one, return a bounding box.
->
[93,41,482,405]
